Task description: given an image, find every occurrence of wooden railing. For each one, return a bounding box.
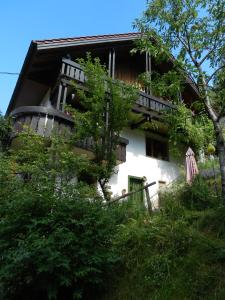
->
[107,181,157,214]
[59,58,176,115]
[10,106,128,163]
[61,58,86,83]
[11,106,74,137]
[137,91,175,113]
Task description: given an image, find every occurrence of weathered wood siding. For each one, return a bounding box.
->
[10,106,128,163]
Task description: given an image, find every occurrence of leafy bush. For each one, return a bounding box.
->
[101,179,225,300]
[0,132,122,300]
[179,176,220,210]
[0,181,120,300]
[0,114,12,151]
[1,126,225,299]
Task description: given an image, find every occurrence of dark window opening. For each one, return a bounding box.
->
[146,137,169,161]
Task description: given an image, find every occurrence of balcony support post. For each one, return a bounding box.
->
[62,84,68,112]
[108,48,116,79]
[56,83,63,110]
[108,50,112,77]
[145,52,152,95]
[112,48,115,79]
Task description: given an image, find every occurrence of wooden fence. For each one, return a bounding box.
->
[106,181,156,214]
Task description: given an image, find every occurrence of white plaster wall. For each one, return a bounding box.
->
[109,128,180,208]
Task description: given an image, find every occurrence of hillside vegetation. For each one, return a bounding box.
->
[101,177,225,300]
[1,131,225,299]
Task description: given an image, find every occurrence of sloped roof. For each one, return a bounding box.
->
[6,33,141,115]
[34,32,141,50]
[6,32,199,115]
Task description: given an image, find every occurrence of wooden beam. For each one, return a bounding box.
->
[145,52,152,95]
[62,84,68,112]
[108,48,116,79]
[108,50,112,77]
[112,48,115,79]
[130,117,147,129]
[145,186,152,214]
[107,181,156,205]
[56,83,62,110]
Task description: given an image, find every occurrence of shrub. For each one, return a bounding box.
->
[0,177,120,300]
[179,176,220,210]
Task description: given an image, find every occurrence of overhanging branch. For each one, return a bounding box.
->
[217,103,225,122]
[207,64,225,85]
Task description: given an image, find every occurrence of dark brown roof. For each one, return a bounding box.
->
[34,32,141,45]
[6,33,141,115]
[34,32,141,50]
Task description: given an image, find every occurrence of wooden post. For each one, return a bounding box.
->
[61,84,68,112]
[108,49,116,79]
[144,186,152,214]
[56,83,62,110]
[112,48,115,79]
[61,61,66,75]
[145,52,152,95]
[106,181,156,205]
[108,50,112,77]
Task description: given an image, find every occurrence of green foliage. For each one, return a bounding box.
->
[135,0,225,81]
[172,176,219,211]
[0,114,12,151]
[165,103,215,156]
[2,128,225,299]
[139,70,183,103]
[0,132,122,300]
[69,54,138,200]
[102,180,225,300]
[134,0,225,200]
[7,132,90,188]
[127,111,144,125]
[0,182,119,300]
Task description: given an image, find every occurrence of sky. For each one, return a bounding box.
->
[0,0,147,114]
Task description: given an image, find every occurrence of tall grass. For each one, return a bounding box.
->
[100,177,225,300]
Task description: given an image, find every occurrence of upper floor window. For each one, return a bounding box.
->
[146,137,169,161]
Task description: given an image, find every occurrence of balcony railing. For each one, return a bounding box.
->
[10,106,128,163]
[59,58,176,116]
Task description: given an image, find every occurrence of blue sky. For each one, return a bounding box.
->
[0,0,147,114]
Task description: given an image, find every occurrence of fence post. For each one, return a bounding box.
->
[144,186,152,214]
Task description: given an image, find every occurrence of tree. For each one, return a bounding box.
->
[0,129,121,300]
[135,0,225,201]
[70,55,137,201]
[0,113,12,152]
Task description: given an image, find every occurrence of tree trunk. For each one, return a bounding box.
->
[214,123,225,202]
[200,73,225,202]
[98,179,111,201]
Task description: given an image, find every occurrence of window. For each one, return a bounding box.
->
[146,137,169,161]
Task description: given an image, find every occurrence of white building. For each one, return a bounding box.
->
[7,33,198,207]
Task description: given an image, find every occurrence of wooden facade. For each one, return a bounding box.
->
[51,57,176,118]
[7,33,199,165]
[10,105,129,163]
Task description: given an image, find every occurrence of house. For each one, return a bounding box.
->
[6,33,199,208]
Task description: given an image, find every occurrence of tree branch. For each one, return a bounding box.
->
[206,65,225,84]
[217,103,225,122]
[199,71,218,123]
[183,24,200,68]
[198,20,221,67]
[198,46,218,67]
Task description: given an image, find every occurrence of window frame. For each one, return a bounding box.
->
[145,135,169,161]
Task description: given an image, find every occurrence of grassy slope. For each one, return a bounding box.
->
[100,178,225,300]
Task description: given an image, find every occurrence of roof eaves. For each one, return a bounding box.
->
[36,33,141,50]
[6,41,37,116]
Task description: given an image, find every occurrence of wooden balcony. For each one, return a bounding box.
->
[57,58,176,118]
[10,106,128,163]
